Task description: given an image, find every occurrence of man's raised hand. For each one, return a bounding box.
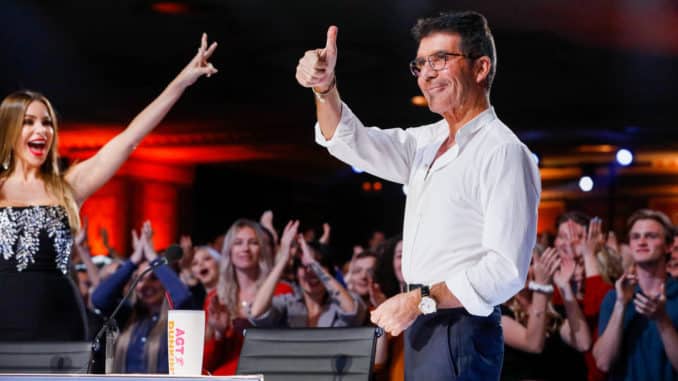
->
[296,26,338,91]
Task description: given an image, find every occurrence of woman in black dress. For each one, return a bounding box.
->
[0,34,218,341]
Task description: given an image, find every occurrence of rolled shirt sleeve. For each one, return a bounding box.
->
[314,103,420,185]
[446,143,540,315]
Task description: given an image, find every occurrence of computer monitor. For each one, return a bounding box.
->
[0,342,91,374]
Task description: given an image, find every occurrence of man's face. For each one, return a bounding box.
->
[415,33,478,116]
[628,219,668,265]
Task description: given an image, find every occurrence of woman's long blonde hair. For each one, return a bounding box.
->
[0,90,80,232]
[216,219,273,319]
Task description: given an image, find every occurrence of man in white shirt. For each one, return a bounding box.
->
[295,10,540,380]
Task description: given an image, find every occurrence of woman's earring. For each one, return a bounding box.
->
[2,153,10,170]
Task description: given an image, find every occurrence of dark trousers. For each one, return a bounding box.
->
[404,306,503,381]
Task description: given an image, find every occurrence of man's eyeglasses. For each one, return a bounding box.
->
[409,51,477,77]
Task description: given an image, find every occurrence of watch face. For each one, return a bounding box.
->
[419,296,437,314]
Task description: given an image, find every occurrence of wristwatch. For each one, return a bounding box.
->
[418,285,437,314]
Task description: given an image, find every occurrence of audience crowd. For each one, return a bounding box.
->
[71,207,678,380]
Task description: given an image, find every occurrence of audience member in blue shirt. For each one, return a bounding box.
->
[593,209,678,380]
[91,221,193,373]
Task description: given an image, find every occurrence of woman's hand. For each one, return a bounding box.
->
[583,217,605,258]
[554,249,576,288]
[368,275,387,307]
[533,247,559,285]
[207,295,231,340]
[130,228,144,265]
[297,235,317,266]
[174,33,218,89]
[277,220,300,264]
[141,221,158,262]
[259,210,279,246]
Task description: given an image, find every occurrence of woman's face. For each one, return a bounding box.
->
[14,101,54,169]
[191,248,219,289]
[135,262,165,308]
[297,263,326,297]
[392,240,404,283]
[350,256,377,297]
[230,226,261,271]
[555,220,586,257]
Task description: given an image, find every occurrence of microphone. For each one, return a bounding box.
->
[88,243,184,373]
[160,243,183,265]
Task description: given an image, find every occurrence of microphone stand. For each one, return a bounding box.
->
[87,257,168,374]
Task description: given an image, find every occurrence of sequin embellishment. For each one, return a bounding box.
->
[0,206,73,274]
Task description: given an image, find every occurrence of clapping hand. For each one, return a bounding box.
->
[634,282,667,320]
[259,210,279,246]
[277,220,300,264]
[533,247,560,285]
[130,228,144,265]
[606,230,620,255]
[140,221,158,262]
[297,235,316,266]
[615,264,637,305]
[583,217,605,257]
[319,223,331,245]
[207,294,231,340]
[553,248,576,288]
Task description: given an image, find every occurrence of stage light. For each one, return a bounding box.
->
[351,166,364,174]
[411,96,427,107]
[373,181,383,191]
[151,2,189,14]
[616,149,633,166]
[578,176,594,192]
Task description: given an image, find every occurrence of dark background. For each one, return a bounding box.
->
[2,0,678,259]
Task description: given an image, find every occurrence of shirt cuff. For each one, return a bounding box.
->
[314,102,353,147]
[445,272,494,317]
[249,306,276,327]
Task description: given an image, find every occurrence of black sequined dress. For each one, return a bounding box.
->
[0,205,88,341]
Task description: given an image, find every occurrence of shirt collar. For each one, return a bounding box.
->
[447,106,497,148]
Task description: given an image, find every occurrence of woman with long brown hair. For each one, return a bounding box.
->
[202,218,293,375]
[0,34,217,341]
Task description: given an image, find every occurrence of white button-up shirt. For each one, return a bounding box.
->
[315,103,541,316]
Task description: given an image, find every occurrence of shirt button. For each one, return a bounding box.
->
[141,337,147,343]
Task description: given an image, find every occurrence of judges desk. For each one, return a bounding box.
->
[0,376,263,381]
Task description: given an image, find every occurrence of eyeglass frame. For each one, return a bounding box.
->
[409,51,480,77]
